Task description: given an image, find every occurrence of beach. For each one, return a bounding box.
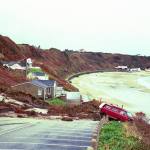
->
[71,71,150,116]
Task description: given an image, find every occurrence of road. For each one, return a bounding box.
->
[0,117,100,150]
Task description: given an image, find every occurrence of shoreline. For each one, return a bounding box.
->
[70,71,150,116]
[66,69,116,81]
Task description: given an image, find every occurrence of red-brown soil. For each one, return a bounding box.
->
[0,35,150,91]
[0,99,101,120]
[48,100,101,120]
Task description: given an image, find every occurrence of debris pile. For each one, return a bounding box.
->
[6,91,49,108]
[1,92,102,120]
[48,100,101,120]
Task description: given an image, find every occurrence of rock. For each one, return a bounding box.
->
[61,116,73,121]
[17,114,27,118]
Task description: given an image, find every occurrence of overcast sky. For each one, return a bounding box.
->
[0,0,150,55]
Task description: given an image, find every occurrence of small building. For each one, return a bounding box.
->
[1,58,32,70]
[11,80,57,100]
[145,68,150,72]
[56,86,66,97]
[66,92,82,105]
[30,72,49,80]
[129,68,141,72]
[2,61,26,70]
[115,66,128,71]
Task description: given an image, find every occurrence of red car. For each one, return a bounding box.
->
[99,103,133,121]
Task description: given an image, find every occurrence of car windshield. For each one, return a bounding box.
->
[127,112,133,117]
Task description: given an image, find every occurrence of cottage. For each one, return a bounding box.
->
[66,92,82,105]
[2,61,26,70]
[1,58,32,70]
[11,80,57,100]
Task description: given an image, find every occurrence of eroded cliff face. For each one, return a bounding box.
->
[0,35,150,91]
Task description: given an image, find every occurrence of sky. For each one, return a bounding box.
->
[0,0,150,56]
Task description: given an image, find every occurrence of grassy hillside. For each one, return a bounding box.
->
[98,120,150,150]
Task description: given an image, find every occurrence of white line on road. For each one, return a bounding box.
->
[35,127,93,132]
[0,123,30,133]
[12,136,90,142]
[20,133,92,139]
[0,123,40,136]
[37,131,92,136]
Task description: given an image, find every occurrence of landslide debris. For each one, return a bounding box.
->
[48,100,101,120]
[0,94,101,120]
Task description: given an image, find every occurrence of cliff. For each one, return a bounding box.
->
[0,35,150,91]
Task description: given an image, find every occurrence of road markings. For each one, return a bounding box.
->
[35,127,93,132]
[0,122,39,136]
[37,133,91,139]
[15,133,92,139]
[36,130,92,136]
[12,136,91,142]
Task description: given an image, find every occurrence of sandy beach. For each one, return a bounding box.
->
[71,71,150,116]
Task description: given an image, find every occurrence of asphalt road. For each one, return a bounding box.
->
[0,117,100,150]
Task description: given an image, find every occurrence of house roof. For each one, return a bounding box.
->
[32,72,46,76]
[31,80,55,88]
[1,60,26,67]
[11,80,56,89]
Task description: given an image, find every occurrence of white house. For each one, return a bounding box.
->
[2,58,32,70]
[2,61,26,70]
[129,68,141,72]
[115,66,128,70]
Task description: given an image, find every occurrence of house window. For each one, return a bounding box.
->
[38,89,42,96]
[47,88,51,95]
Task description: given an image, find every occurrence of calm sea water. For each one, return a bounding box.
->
[71,71,150,116]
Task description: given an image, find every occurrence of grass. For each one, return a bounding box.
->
[46,98,66,106]
[29,68,42,73]
[98,121,141,150]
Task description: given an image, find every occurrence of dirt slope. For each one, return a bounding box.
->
[0,35,150,91]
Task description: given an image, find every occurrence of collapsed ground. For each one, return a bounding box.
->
[0,92,101,120]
